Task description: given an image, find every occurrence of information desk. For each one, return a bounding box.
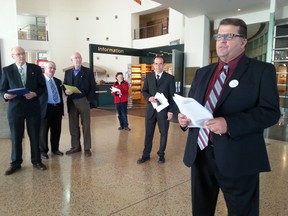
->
[95,84,114,107]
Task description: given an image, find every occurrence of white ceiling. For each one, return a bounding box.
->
[152,0,288,19]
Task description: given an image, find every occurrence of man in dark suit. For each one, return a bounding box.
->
[63,52,96,157]
[0,46,47,175]
[137,55,176,164]
[39,61,64,159]
[178,18,280,215]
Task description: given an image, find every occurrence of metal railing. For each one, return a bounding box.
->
[18,24,48,41]
[134,21,169,40]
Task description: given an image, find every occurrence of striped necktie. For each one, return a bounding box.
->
[49,79,59,102]
[19,67,25,86]
[197,64,229,150]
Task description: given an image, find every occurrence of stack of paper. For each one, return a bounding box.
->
[110,86,120,93]
[152,92,169,112]
[173,94,213,128]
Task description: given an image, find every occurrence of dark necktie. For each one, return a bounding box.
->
[156,74,160,86]
[49,79,59,102]
[197,64,229,150]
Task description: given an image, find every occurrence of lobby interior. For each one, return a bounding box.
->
[1,1,288,215]
[0,104,287,216]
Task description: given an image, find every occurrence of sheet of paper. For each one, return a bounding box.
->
[173,94,213,128]
[110,86,120,93]
[7,87,30,96]
[151,92,169,112]
[64,84,82,94]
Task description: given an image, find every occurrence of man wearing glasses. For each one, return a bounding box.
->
[178,18,280,215]
[0,46,47,175]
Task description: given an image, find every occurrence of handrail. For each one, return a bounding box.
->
[134,21,169,40]
[17,24,48,41]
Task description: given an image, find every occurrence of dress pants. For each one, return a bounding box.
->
[8,110,41,166]
[39,104,62,153]
[143,112,169,157]
[191,145,259,216]
[68,97,91,150]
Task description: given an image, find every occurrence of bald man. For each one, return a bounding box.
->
[0,46,47,175]
[63,52,96,157]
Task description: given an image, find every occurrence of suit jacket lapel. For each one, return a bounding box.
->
[194,64,217,105]
[13,64,24,87]
[67,69,74,85]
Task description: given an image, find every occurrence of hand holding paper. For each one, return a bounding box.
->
[151,92,169,112]
[173,94,213,128]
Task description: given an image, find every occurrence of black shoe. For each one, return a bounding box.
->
[41,153,49,159]
[137,157,150,164]
[5,166,21,175]
[118,127,124,130]
[33,163,47,171]
[52,150,64,156]
[84,150,92,157]
[66,148,81,155]
[158,156,165,163]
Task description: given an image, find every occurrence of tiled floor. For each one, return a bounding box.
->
[0,107,288,216]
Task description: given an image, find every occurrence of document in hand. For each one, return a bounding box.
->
[7,87,30,96]
[151,92,169,112]
[173,94,213,128]
[63,84,82,94]
[110,86,120,93]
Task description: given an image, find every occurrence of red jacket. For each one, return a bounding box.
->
[111,80,129,103]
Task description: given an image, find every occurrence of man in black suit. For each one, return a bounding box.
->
[63,52,96,157]
[0,46,47,175]
[178,18,280,215]
[39,61,64,159]
[137,55,176,164]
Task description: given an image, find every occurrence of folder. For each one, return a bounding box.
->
[63,84,82,94]
[7,88,30,96]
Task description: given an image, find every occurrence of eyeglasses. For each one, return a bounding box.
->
[213,33,244,41]
[72,57,82,60]
[47,67,56,70]
[13,52,26,57]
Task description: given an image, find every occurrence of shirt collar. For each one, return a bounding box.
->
[219,52,244,72]
[155,71,163,78]
[44,74,53,81]
[16,63,27,71]
[73,66,81,73]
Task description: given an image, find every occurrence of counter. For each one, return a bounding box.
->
[95,84,114,107]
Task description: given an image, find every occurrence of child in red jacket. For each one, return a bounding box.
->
[111,72,131,131]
